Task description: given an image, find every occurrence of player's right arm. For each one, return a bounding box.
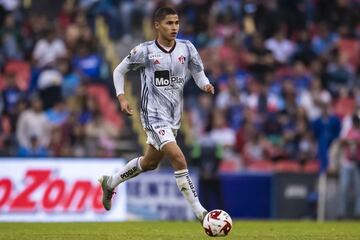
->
[113,44,145,116]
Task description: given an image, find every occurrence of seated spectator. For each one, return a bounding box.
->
[32,27,67,68]
[46,101,69,126]
[72,42,104,82]
[298,77,332,121]
[209,109,238,163]
[58,58,81,98]
[326,49,354,95]
[243,131,267,164]
[16,95,52,152]
[1,72,22,117]
[17,135,49,157]
[0,13,23,60]
[334,87,356,119]
[85,109,119,157]
[265,27,296,64]
[248,33,275,79]
[311,22,338,57]
[37,66,63,109]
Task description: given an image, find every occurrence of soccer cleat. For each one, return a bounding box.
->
[98,175,115,211]
[198,210,209,223]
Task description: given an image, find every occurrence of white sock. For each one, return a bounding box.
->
[107,157,143,189]
[174,169,207,220]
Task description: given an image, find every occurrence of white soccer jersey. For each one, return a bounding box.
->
[124,39,206,131]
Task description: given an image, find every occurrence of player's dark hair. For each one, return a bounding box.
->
[153,7,177,22]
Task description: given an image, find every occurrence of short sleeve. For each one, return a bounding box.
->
[187,41,204,74]
[125,43,146,70]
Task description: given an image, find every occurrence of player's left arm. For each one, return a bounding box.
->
[187,41,215,95]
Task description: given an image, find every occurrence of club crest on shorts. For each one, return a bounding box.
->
[158,129,165,136]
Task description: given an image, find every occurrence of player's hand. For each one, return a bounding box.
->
[117,94,134,116]
[203,84,215,95]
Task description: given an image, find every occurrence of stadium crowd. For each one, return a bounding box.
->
[0,0,121,157]
[0,0,359,176]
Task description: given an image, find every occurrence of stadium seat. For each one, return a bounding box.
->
[86,83,123,129]
[247,160,274,172]
[338,39,360,69]
[4,60,30,91]
[303,160,320,173]
[274,160,301,173]
[219,159,240,173]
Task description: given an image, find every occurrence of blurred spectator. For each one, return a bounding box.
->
[72,42,105,82]
[208,109,238,168]
[0,13,23,61]
[85,109,119,157]
[334,87,356,119]
[298,77,331,121]
[326,49,355,95]
[33,27,67,68]
[337,111,360,218]
[17,135,49,157]
[58,58,81,98]
[0,113,11,155]
[311,22,338,57]
[265,27,296,64]
[312,102,341,172]
[37,66,63,109]
[192,136,224,211]
[1,72,22,116]
[16,96,52,152]
[247,33,275,80]
[46,101,69,126]
[292,29,317,65]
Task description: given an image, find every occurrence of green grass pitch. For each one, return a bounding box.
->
[0,221,360,240]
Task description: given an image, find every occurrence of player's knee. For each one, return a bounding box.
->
[145,161,159,170]
[141,157,160,171]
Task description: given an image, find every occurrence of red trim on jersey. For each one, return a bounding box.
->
[155,40,176,53]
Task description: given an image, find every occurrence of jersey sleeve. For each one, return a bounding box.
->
[187,41,204,74]
[125,43,146,70]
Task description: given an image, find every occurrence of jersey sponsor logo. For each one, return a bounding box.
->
[154,59,160,64]
[158,130,165,136]
[154,71,185,87]
[178,55,186,64]
[148,53,163,59]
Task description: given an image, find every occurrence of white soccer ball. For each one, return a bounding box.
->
[202,209,233,237]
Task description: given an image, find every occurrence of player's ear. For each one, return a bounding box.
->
[154,21,160,30]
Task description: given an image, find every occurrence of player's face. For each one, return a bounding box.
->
[155,14,179,42]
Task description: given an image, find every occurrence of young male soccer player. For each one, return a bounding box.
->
[98,7,215,222]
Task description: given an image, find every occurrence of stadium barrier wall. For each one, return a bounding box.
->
[0,159,318,221]
[218,172,318,219]
[0,158,126,222]
[126,169,199,220]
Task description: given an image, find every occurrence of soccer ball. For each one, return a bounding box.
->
[202,209,233,237]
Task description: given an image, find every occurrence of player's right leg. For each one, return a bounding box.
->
[99,144,164,210]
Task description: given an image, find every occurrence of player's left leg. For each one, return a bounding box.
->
[161,141,208,221]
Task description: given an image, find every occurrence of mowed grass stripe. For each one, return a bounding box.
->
[0,221,359,240]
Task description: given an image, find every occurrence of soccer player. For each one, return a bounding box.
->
[99,7,215,222]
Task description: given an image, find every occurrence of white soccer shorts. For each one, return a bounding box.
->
[145,126,178,151]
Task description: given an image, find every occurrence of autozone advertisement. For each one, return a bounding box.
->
[0,159,126,222]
